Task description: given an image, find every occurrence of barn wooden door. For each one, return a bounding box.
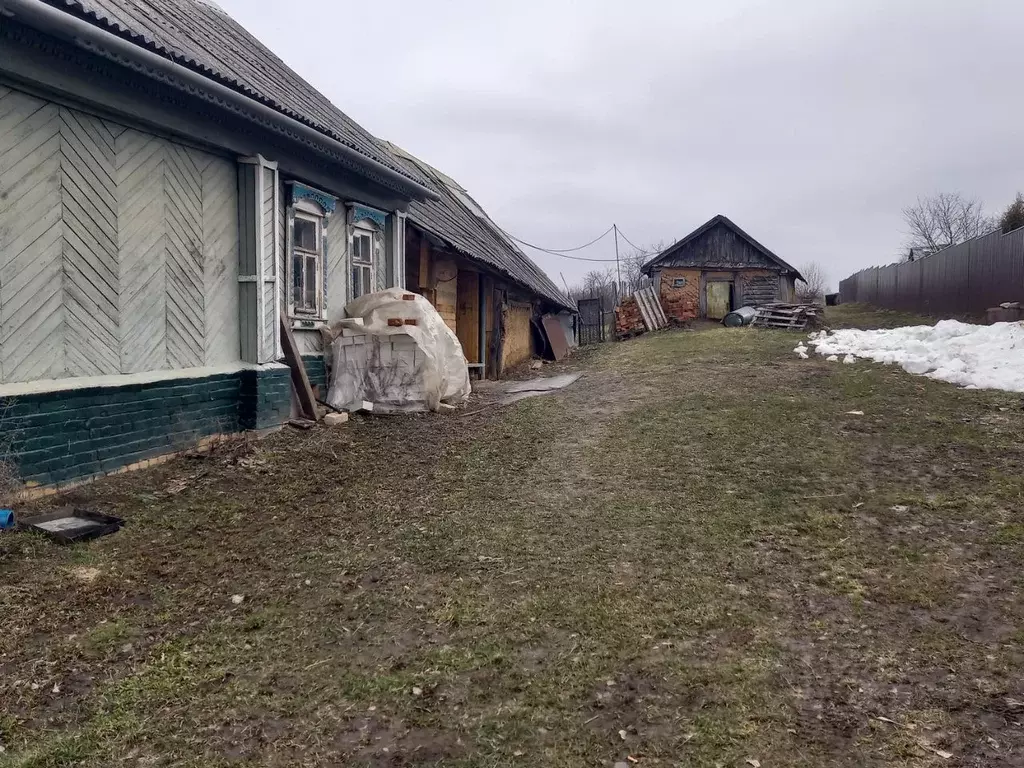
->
[705,281,732,320]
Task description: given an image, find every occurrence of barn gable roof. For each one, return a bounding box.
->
[642,215,804,282]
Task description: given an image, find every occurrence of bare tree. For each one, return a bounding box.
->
[582,268,615,297]
[620,241,667,294]
[569,268,617,305]
[902,192,994,260]
[795,262,829,304]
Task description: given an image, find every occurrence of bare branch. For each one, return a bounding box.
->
[795,262,830,304]
[902,192,995,261]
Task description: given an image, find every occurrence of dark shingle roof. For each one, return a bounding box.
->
[384,143,574,312]
[46,0,428,189]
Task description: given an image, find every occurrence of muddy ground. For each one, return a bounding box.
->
[2,305,1023,767]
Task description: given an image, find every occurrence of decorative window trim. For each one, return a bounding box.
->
[348,205,387,302]
[291,182,337,216]
[285,182,338,326]
[351,203,387,231]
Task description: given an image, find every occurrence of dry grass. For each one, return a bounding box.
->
[2,307,1023,767]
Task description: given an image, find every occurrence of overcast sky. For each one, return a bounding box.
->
[220,0,1023,289]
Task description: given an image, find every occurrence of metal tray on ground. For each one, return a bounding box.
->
[18,507,124,544]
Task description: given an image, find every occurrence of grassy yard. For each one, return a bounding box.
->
[2,306,1023,767]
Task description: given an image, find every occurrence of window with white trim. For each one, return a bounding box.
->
[351,227,374,300]
[289,199,326,320]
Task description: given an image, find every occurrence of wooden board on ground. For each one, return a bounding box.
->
[280,312,318,421]
[634,286,669,331]
[541,315,570,361]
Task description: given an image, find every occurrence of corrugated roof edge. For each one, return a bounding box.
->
[42,0,430,192]
[384,142,576,312]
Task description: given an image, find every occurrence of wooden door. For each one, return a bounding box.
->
[706,281,732,320]
[456,270,480,363]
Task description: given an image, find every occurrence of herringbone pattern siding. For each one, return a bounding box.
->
[117,126,168,374]
[0,88,64,382]
[165,144,204,369]
[0,86,240,384]
[61,109,119,376]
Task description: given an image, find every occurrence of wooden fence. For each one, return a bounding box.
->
[838,227,1024,316]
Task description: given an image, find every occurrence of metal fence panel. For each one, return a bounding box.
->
[577,297,604,345]
[838,227,1024,317]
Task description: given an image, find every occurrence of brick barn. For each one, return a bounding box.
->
[641,215,804,322]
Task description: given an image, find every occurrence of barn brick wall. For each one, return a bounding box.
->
[658,268,701,322]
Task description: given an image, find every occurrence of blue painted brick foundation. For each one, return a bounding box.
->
[302,355,328,397]
[239,365,292,430]
[0,365,294,487]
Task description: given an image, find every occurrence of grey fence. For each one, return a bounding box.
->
[577,297,606,345]
[838,227,1024,316]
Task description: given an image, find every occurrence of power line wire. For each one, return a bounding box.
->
[494,225,622,262]
[503,224,615,253]
[615,227,661,256]
[495,223,662,263]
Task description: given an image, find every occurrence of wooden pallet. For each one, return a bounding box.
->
[751,304,822,330]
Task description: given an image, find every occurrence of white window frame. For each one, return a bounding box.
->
[350,222,380,301]
[288,199,327,321]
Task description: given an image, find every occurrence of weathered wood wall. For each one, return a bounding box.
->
[738,270,781,307]
[455,270,480,363]
[434,257,458,332]
[0,85,239,384]
[660,221,781,271]
[501,301,533,370]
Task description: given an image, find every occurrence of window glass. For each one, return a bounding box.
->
[304,255,318,310]
[294,218,317,252]
[292,253,304,308]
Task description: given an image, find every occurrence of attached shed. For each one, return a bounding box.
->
[384,143,576,378]
[642,215,804,322]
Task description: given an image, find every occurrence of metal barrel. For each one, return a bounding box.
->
[723,306,757,327]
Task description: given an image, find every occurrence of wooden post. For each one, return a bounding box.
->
[419,239,430,291]
[279,312,318,421]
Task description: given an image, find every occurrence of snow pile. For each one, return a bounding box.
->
[808,320,1024,392]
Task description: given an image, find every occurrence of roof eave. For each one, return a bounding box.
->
[3,0,439,202]
[407,218,575,312]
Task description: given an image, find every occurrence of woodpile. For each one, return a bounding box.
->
[750,303,824,330]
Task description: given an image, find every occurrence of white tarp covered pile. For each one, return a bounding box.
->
[806,320,1024,392]
[325,288,471,413]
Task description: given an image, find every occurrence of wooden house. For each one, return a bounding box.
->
[641,215,804,321]
[0,0,568,489]
[383,144,575,378]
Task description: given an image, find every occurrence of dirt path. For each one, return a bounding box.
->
[3,312,1024,767]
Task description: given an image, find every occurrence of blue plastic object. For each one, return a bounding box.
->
[0,509,14,530]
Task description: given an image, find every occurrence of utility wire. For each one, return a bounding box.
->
[495,225,621,262]
[503,224,615,253]
[496,223,660,263]
[615,227,661,256]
